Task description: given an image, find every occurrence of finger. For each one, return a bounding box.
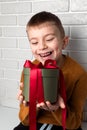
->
[36,103,41,108]
[37,102,48,110]
[17,90,22,99]
[39,102,47,109]
[46,101,59,111]
[19,95,24,104]
[20,82,24,89]
[58,96,65,108]
[23,100,27,106]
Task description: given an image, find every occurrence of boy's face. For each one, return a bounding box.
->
[27,22,68,64]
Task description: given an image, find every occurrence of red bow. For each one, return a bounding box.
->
[24,59,66,130]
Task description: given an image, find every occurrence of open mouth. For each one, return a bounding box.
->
[39,51,52,57]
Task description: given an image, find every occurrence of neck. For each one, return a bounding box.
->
[56,55,65,68]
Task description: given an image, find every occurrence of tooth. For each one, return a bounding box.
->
[40,52,51,57]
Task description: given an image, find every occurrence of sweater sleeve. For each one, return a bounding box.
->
[66,72,87,129]
[18,71,29,126]
[55,71,87,129]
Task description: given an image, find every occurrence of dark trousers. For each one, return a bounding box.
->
[13,122,82,130]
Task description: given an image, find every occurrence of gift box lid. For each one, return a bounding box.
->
[24,68,59,77]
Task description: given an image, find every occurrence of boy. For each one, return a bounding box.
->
[14,11,87,130]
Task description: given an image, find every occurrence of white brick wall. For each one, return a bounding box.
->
[0,0,87,108]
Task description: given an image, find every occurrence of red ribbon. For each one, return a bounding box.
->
[24,60,44,130]
[24,59,66,130]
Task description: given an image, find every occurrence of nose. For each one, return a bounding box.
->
[39,41,47,50]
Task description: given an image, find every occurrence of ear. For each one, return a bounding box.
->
[62,36,69,49]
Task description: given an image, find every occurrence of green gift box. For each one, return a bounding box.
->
[42,69,59,103]
[23,68,59,103]
[23,68,30,102]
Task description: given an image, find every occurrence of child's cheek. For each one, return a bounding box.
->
[54,46,59,52]
[55,46,62,56]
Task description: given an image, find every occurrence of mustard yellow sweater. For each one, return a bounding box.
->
[19,55,87,129]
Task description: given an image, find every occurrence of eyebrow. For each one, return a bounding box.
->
[29,37,38,42]
[29,33,55,41]
[45,34,56,38]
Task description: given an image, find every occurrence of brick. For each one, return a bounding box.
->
[57,13,87,25]
[0,4,1,14]
[19,0,32,1]
[17,14,33,26]
[0,98,19,108]
[0,16,16,26]
[71,27,87,38]
[2,49,33,60]
[66,39,87,51]
[18,60,25,70]
[0,49,1,58]
[2,27,26,37]
[0,38,17,48]
[0,79,18,97]
[17,38,31,49]
[0,69,4,78]
[33,0,69,13]
[5,80,18,98]
[0,87,5,97]
[0,59,18,69]
[64,27,70,36]
[69,52,87,64]
[71,0,87,11]
[80,63,87,71]
[0,79,8,89]
[0,27,2,36]
[4,69,21,80]
[0,0,16,1]
[1,2,32,14]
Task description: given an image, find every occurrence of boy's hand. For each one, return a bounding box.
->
[17,83,65,110]
[37,95,65,111]
[17,82,27,105]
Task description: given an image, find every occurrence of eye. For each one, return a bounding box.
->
[46,37,54,41]
[31,42,38,45]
